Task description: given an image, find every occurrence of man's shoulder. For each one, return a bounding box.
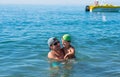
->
[48,51,53,58]
[48,50,54,54]
[48,51,51,55]
[48,50,56,58]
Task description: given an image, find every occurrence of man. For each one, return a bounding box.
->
[48,37,65,61]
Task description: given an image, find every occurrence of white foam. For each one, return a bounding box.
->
[102,15,107,22]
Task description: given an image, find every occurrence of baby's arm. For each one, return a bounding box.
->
[64,47,75,59]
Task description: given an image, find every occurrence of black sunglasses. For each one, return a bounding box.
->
[53,41,60,46]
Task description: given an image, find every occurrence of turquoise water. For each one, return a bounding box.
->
[0,5,120,77]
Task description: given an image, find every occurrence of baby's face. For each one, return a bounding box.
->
[62,40,70,47]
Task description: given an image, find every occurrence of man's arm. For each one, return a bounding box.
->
[48,52,65,61]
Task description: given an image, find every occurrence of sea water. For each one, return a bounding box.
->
[0,5,120,77]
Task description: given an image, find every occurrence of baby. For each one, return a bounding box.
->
[62,34,76,59]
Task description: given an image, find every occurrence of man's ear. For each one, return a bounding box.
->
[50,45,53,50]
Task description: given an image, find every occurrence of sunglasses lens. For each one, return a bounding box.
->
[54,42,57,45]
[53,41,59,45]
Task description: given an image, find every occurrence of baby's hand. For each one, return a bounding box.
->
[64,55,68,60]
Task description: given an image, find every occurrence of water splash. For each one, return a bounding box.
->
[102,15,107,22]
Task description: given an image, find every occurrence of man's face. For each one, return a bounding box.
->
[50,41,61,51]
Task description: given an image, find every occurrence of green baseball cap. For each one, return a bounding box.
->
[62,34,71,42]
